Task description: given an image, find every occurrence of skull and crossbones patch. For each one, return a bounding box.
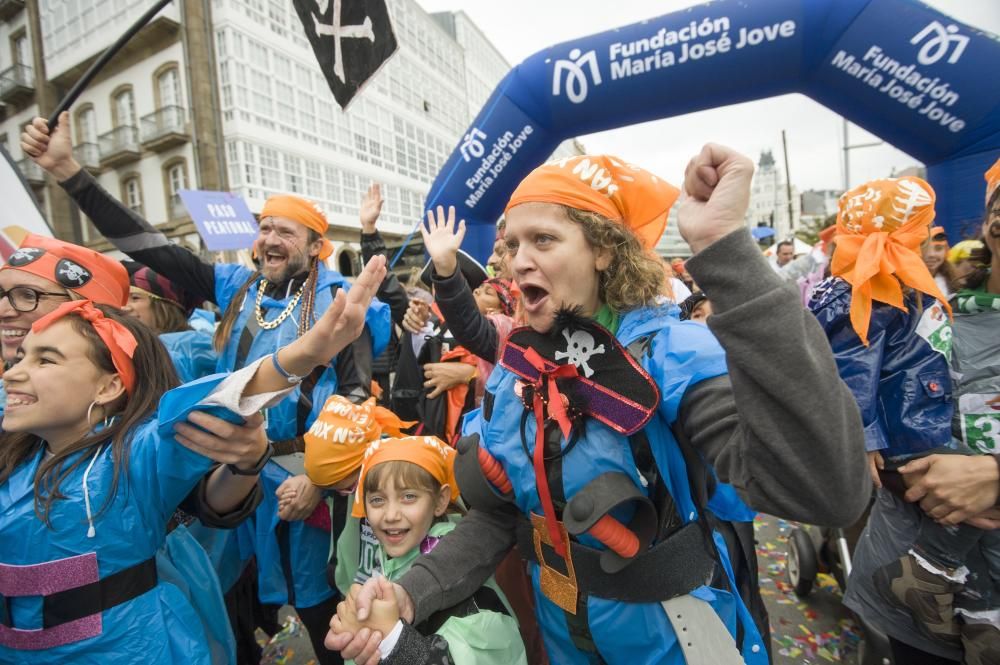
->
[55,259,92,287]
[554,328,605,378]
[6,247,45,267]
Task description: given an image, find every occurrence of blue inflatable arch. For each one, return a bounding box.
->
[423,0,1000,260]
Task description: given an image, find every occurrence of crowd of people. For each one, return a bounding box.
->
[0,109,995,665]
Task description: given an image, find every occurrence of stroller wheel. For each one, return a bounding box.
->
[787,527,817,597]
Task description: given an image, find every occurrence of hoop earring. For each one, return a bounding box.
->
[86,401,101,430]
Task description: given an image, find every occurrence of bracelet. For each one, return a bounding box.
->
[271,350,305,384]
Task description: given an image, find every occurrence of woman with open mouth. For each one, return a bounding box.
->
[330,146,869,665]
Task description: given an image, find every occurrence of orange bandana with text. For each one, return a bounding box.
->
[505,155,679,250]
[831,176,951,345]
[985,157,1000,206]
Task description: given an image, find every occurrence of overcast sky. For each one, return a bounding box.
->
[415,0,1000,193]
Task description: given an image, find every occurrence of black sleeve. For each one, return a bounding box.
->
[680,229,870,528]
[361,231,410,327]
[399,504,518,624]
[179,467,264,528]
[430,268,499,363]
[381,622,454,665]
[60,169,218,304]
[335,328,374,403]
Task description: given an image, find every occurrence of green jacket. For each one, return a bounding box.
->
[333,495,382,597]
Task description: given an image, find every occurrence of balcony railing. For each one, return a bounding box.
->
[98,126,141,168]
[140,105,189,151]
[0,0,26,22]
[16,157,43,185]
[73,142,101,173]
[0,63,34,106]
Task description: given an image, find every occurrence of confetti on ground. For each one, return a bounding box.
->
[259,615,304,665]
[755,515,862,663]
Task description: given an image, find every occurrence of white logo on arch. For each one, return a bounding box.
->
[460,128,487,162]
[552,48,602,104]
[910,20,969,66]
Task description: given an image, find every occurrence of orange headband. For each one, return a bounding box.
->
[303,396,414,487]
[505,155,679,250]
[985,157,1000,206]
[32,300,137,396]
[352,436,459,518]
[831,176,951,345]
[2,234,129,306]
[260,195,334,260]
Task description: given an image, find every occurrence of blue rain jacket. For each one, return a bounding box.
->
[809,277,953,460]
[469,302,766,664]
[160,329,218,383]
[0,374,242,664]
[213,262,390,608]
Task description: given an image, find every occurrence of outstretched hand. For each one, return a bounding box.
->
[325,576,408,665]
[360,184,383,234]
[291,255,387,367]
[19,111,81,181]
[677,143,755,254]
[420,206,466,278]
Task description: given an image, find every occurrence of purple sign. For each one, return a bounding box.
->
[179,189,259,251]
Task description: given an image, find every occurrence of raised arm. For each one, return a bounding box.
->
[674,144,870,527]
[360,183,410,326]
[21,112,217,303]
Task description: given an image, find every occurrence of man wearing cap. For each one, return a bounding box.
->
[21,113,390,665]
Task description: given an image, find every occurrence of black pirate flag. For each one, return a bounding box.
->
[292,0,398,110]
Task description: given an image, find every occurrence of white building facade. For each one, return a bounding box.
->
[2,0,580,269]
[747,149,801,242]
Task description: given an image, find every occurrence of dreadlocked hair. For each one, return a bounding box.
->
[213,270,261,353]
[0,306,180,527]
[564,207,666,312]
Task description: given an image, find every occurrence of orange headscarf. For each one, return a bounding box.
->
[505,155,679,250]
[32,300,137,395]
[303,395,414,487]
[260,195,334,260]
[352,436,459,518]
[831,176,951,345]
[985,157,1000,206]
[2,234,129,306]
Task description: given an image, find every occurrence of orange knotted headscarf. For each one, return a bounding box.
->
[505,155,679,250]
[831,176,951,345]
[260,195,334,260]
[303,395,414,487]
[32,300,138,395]
[352,436,459,518]
[985,157,1000,206]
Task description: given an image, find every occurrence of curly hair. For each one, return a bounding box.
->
[564,207,666,312]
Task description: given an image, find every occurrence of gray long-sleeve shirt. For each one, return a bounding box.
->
[399,228,870,623]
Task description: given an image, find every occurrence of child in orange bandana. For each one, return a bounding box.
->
[329,437,527,665]
[809,176,992,651]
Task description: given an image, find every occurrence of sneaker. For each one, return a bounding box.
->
[873,553,962,645]
[961,623,1000,665]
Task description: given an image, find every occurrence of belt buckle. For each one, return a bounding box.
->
[530,513,578,614]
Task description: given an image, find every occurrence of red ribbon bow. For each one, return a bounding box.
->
[523,348,579,558]
[32,300,138,396]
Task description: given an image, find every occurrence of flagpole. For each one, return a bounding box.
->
[389,216,423,269]
[47,0,174,129]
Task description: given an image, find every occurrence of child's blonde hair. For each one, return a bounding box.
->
[364,460,441,497]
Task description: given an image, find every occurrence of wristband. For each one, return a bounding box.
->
[272,350,305,384]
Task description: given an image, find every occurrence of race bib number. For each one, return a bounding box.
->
[916,302,952,358]
[354,520,382,585]
[959,393,1000,454]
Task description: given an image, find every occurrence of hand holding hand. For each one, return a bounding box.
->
[276,474,323,521]
[419,206,466,278]
[677,144,755,254]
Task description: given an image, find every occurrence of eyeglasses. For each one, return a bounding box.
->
[0,286,71,313]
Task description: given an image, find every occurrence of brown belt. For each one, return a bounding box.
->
[271,437,306,457]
